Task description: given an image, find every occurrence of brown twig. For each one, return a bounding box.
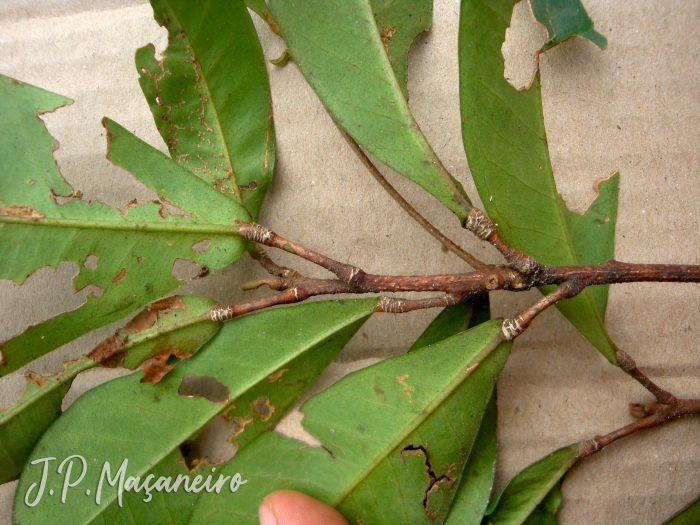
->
[336,125,486,270]
[615,349,678,405]
[578,397,700,458]
[500,279,585,340]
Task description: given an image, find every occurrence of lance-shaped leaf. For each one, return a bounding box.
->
[483,444,579,525]
[269,0,472,220]
[0,81,250,375]
[458,0,620,364]
[13,299,376,525]
[189,319,511,524]
[528,0,607,51]
[443,395,498,525]
[136,0,274,220]
[370,0,433,99]
[0,295,219,485]
[662,496,700,525]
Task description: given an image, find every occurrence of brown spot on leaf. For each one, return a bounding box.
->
[87,334,126,368]
[396,374,409,381]
[112,268,127,284]
[137,257,144,264]
[140,349,192,384]
[150,295,186,312]
[0,205,44,219]
[251,396,275,421]
[124,307,158,335]
[264,368,289,383]
[27,179,34,185]
[26,371,45,387]
[0,346,5,367]
[178,374,230,404]
[380,26,397,54]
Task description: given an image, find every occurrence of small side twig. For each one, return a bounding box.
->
[500,280,585,340]
[579,397,700,458]
[615,349,678,405]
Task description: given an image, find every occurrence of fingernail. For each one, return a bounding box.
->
[258,502,277,525]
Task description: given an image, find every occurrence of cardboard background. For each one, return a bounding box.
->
[1,1,699,522]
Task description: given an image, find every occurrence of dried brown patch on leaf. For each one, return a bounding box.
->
[87,334,126,368]
[250,396,275,421]
[25,371,45,387]
[140,349,192,384]
[264,368,289,383]
[111,267,127,284]
[124,307,158,335]
[380,26,397,55]
[178,373,230,404]
[0,205,44,219]
[150,295,186,312]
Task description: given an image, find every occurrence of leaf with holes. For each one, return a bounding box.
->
[269,0,472,220]
[13,299,375,525]
[136,0,274,220]
[458,0,620,364]
[189,319,511,524]
[483,444,579,525]
[0,295,219,485]
[0,77,251,376]
[529,0,607,51]
[370,0,433,99]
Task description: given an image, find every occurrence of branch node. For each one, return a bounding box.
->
[465,209,496,240]
[239,222,273,245]
[501,315,525,340]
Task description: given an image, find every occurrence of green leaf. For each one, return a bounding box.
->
[443,394,498,525]
[269,0,472,220]
[0,79,249,375]
[0,295,219,485]
[370,0,433,99]
[13,299,375,525]
[521,480,563,525]
[662,496,700,525]
[528,0,607,51]
[483,444,579,525]
[189,319,511,524]
[458,0,620,364]
[137,0,275,220]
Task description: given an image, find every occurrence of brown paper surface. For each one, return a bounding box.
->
[1,1,699,523]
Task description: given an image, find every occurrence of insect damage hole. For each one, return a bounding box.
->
[172,258,205,281]
[191,239,211,253]
[501,0,547,91]
[179,415,238,471]
[83,254,100,269]
[178,374,230,404]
